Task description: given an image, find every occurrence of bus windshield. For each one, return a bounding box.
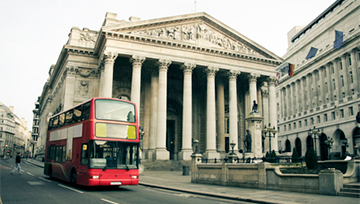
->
[89,140,138,170]
[95,99,135,122]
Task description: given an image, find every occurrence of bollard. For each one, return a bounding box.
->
[182,165,189,175]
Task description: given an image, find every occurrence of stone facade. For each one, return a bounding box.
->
[36,12,282,161]
[276,0,360,160]
[0,102,30,157]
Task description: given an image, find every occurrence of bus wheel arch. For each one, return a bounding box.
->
[48,165,53,178]
[70,168,77,186]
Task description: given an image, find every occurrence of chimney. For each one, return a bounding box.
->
[129,16,141,22]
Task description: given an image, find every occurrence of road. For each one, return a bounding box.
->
[0,159,249,204]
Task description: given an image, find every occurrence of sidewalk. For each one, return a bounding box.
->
[25,159,358,204]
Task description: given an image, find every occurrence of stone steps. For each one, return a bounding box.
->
[338,183,360,198]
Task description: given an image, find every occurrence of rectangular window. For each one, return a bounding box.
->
[339,59,343,70]
[294,122,296,129]
[340,109,344,118]
[332,111,336,120]
[289,124,291,130]
[348,55,352,66]
[95,99,135,122]
[324,114,328,122]
[305,119,308,126]
[311,118,314,125]
[349,107,353,116]
[284,125,286,131]
[299,121,302,128]
[317,116,321,123]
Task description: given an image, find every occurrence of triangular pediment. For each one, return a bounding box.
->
[102,13,281,60]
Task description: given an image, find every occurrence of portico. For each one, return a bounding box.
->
[40,12,282,161]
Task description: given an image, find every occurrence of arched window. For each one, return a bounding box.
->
[285,139,291,152]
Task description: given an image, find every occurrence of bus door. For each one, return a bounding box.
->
[77,143,90,186]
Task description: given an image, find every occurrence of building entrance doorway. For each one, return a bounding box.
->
[166,120,175,160]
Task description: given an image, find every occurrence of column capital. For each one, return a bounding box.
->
[228,70,241,80]
[181,63,196,74]
[104,52,118,63]
[248,72,260,82]
[64,66,77,77]
[157,59,172,71]
[130,55,146,67]
[204,66,219,77]
[261,83,269,98]
[268,76,278,85]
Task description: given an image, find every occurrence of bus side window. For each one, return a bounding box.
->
[62,145,66,162]
[48,118,53,130]
[81,144,88,165]
[73,105,82,123]
[81,102,90,121]
[59,113,65,127]
[53,116,59,129]
[65,110,73,126]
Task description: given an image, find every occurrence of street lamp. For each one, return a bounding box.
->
[325,136,334,160]
[229,141,236,156]
[263,123,277,153]
[193,139,199,154]
[308,126,321,157]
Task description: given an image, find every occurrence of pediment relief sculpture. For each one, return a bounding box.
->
[127,22,260,56]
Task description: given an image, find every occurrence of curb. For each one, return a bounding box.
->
[139,182,281,204]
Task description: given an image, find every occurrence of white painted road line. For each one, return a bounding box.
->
[58,184,84,194]
[27,172,35,176]
[39,177,51,182]
[101,198,119,204]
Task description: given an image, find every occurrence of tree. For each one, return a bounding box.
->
[291,147,300,162]
[305,148,318,169]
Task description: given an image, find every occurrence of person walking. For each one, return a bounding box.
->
[11,152,22,175]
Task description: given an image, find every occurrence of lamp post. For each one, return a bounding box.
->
[263,123,277,153]
[229,141,236,156]
[308,126,320,158]
[193,139,199,154]
[325,136,334,160]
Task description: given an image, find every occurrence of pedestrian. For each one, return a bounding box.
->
[11,152,22,175]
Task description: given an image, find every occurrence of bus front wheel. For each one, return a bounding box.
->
[70,170,77,186]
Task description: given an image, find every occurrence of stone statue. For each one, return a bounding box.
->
[244,130,252,152]
[251,100,258,113]
[356,110,360,124]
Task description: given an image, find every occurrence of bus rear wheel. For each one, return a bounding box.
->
[70,170,77,187]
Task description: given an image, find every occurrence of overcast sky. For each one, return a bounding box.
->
[0,0,335,130]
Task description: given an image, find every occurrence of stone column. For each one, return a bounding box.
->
[268,76,277,151]
[350,48,359,95]
[306,74,311,110]
[261,82,269,128]
[99,52,117,97]
[341,54,349,98]
[313,71,319,107]
[63,67,76,110]
[300,77,305,112]
[281,88,285,118]
[333,59,341,101]
[249,73,260,113]
[287,85,291,116]
[229,70,240,153]
[155,59,172,160]
[318,67,325,106]
[130,56,145,119]
[180,63,196,160]
[216,78,225,155]
[203,67,220,159]
[148,70,158,160]
[326,64,333,102]
[294,81,298,113]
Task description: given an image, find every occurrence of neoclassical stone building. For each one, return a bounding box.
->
[37,12,282,161]
[277,0,360,160]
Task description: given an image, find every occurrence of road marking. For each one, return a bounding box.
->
[27,181,45,185]
[27,172,35,176]
[58,184,84,194]
[101,198,119,204]
[39,177,51,182]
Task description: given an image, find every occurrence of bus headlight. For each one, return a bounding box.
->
[132,176,137,179]
[89,175,99,179]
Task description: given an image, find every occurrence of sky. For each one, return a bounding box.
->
[0,0,335,130]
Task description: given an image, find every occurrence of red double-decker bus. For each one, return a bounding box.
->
[44,97,139,187]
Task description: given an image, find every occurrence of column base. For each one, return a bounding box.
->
[203,150,220,159]
[179,149,193,160]
[155,148,169,160]
[147,149,156,160]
